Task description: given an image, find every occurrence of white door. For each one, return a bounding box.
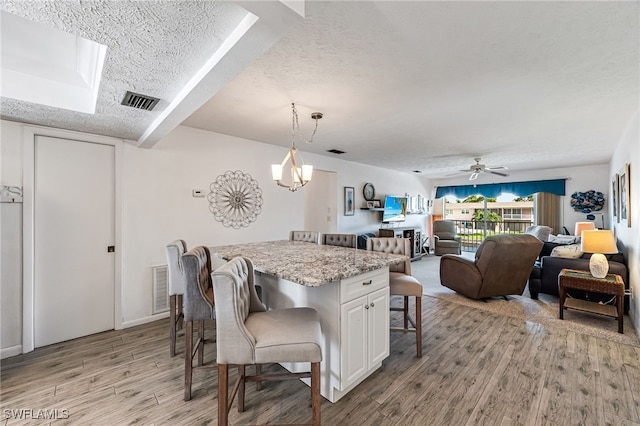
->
[34,136,115,347]
[304,169,337,233]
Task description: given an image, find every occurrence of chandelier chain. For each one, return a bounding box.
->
[291,103,320,146]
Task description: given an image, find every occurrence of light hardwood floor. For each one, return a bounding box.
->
[1,296,639,425]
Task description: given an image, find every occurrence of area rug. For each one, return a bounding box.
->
[412,253,640,347]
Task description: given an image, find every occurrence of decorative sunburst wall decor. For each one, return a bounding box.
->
[208,170,263,228]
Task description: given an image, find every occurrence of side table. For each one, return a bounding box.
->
[558,268,624,333]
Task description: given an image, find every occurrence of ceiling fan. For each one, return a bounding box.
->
[453,158,509,181]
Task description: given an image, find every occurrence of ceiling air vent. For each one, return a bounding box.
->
[121,91,160,111]
[327,149,346,154]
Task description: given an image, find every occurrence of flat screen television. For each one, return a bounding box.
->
[382,195,407,223]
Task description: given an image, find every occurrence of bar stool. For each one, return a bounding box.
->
[212,256,322,425]
[366,237,423,358]
[165,240,187,357]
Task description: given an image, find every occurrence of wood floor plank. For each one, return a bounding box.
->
[1,292,638,426]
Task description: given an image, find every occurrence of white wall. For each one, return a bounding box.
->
[431,164,610,233]
[1,121,431,354]
[610,112,639,337]
[0,121,24,357]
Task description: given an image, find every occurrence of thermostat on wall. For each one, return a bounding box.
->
[192,189,205,198]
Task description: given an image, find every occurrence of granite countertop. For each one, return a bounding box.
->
[209,240,407,287]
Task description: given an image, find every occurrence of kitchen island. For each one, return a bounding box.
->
[209,240,407,402]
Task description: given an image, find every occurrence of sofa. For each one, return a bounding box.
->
[528,241,628,307]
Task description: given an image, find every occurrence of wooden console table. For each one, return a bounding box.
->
[558,268,624,333]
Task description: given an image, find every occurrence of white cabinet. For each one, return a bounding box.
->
[340,287,389,388]
[340,273,390,391]
[256,266,390,402]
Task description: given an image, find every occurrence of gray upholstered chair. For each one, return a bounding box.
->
[366,237,423,358]
[433,220,462,255]
[321,233,357,248]
[440,234,543,300]
[290,230,321,244]
[212,257,322,426]
[166,240,187,357]
[181,246,227,401]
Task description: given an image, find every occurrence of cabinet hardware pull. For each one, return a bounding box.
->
[365,304,369,309]
[362,280,372,286]
[370,302,375,307]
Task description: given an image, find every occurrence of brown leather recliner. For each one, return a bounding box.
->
[440,234,543,299]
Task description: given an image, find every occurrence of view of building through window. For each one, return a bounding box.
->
[443,193,535,251]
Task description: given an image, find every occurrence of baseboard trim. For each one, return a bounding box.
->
[122,312,169,329]
[1,345,23,359]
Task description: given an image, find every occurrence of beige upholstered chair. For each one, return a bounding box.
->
[290,230,321,244]
[322,233,357,248]
[181,246,227,401]
[212,257,322,426]
[366,237,423,358]
[440,234,543,300]
[166,240,187,357]
[433,220,462,255]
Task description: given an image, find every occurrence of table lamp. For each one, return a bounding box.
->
[574,221,595,237]
[580,230,618,278]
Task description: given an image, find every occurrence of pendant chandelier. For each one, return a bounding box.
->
[272,103,323,191]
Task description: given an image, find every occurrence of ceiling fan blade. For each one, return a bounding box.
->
[445,171,467,177]
[487,166,508,170]
[486,170,508,177]
[469,172,479,181]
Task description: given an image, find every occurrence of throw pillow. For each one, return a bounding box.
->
[525,225,552,242]
[548,234,578,244]
[550,244,584,259]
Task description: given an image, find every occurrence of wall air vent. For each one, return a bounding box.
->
[327,149,346,154]
[152,264,169,314]
[121,91,160,111]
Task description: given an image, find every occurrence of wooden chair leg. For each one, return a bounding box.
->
[170,295,177,357]
[184,320,193,401]
[238,365,246,412]
[255,364,262,391]
[177,294,183,330]
[218,364,229,426]
[403,296,409,329]
[197,320,205,367]
[416,296,422,358]
[311,362,321,426]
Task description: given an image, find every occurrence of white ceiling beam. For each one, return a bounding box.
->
[136,1,305,148]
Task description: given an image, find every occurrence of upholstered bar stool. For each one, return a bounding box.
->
[290,230,321,243]
[166,240,187,357]
[181,246,219,401]
[322,233,357,248]
[212,257,322,426]
[366,237,423,358]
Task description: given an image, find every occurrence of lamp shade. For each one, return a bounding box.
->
[574,221,595,237]
[580,230,618,254]
[580,230,618,278]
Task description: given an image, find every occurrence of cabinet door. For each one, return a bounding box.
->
[340,296,368,388]
[368,287,390,366]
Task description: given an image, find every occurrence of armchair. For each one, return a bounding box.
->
[433,220,462,255]
[440,234,542,299]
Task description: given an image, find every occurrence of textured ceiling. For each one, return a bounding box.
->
[1,1,638,179]
[0,0,247,140]
[184,1,640,178]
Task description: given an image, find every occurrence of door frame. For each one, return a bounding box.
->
[22,126,123,353]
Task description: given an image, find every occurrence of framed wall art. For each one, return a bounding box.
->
[612,174,619,223]
[344,186,355,216]
[620,163,631,227]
